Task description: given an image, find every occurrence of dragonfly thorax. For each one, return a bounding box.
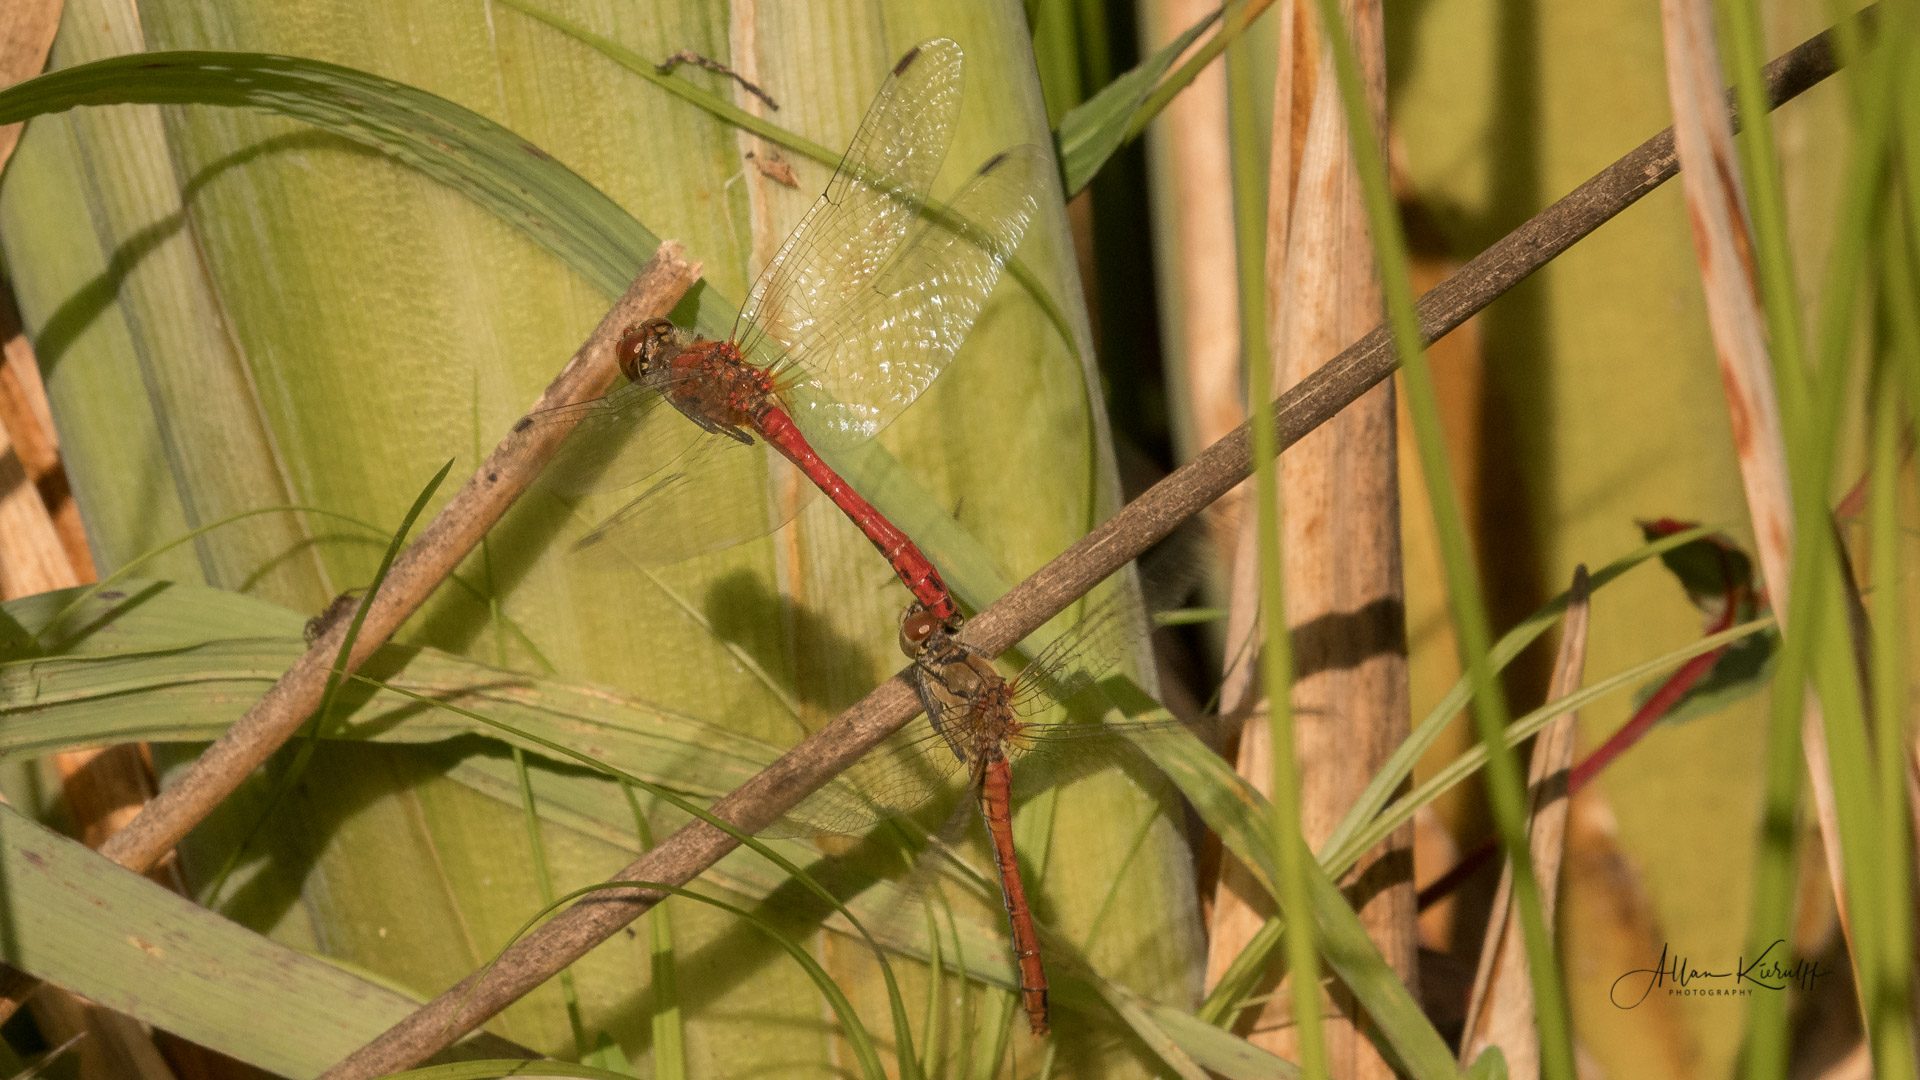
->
[662,339,774,430]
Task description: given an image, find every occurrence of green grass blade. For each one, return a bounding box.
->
[1055,7,1215,194]
[0,801,485,1075]
[200,459,452,903]
[494,880,890,1080]
[1325,616,1778,874]
[1866,294,1918,1078]
[1321,526,1716,862]
[388,1062,634,1079]
[623,784,686,1080]
[26,504,384,651]
[1224,0,1325,1068]
[0,49,734,333]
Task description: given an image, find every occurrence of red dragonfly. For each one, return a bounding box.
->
[536,39,1044,627]
[889,596,1150,1037]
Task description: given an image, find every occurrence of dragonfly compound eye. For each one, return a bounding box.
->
[898,605,944,657]
[616,318,681,383]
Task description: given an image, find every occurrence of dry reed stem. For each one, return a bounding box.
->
[1459,566,1590,1073]
[323,22,1851,1077]
[1658,0,1852,954]
[0,0,62,172]
[1207,0,1414,1069]
[1148,0,1249,562]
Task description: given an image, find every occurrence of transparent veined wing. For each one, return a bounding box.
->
[525,379,705,498]
[732,38,965,372]
[563,433,814,566]
[782,143,1049,451]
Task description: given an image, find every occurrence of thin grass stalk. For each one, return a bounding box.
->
[1221,0,1329,1070]
[1679,11,1912,1070]
[1766,6,1910,1041]
[511,747,589,1058]
[1240,82,1326,1080]
[1297,0,1576,1072]
[1716,0,1809,387]
[623,787,686,1080]
[1206,0,1285,1020]
[1458,567,1590,1073]
[1867,330,1917,1078]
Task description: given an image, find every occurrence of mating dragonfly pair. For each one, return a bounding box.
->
[533,38,1144,1037]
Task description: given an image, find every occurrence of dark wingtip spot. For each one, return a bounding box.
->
[513,416,533,433]
[893,45,922,76]
[979,150,1010,174]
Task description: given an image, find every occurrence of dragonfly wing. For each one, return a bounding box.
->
[529,382,710,497]
[565,434,818,566]
[732,38,965,372]
[785,143,1049,451]
[1010,589,1147,716]
[771,722,967,836]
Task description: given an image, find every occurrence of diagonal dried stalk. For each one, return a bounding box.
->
[322,20,1853,1078]
[0,245,698,1028]
[85,245,696,879]
[80,246,695,877]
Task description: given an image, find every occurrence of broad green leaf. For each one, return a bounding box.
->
[0,799,523,1076]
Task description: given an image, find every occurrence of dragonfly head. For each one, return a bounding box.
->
[616,318,688,385]
[898,603,962,659]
